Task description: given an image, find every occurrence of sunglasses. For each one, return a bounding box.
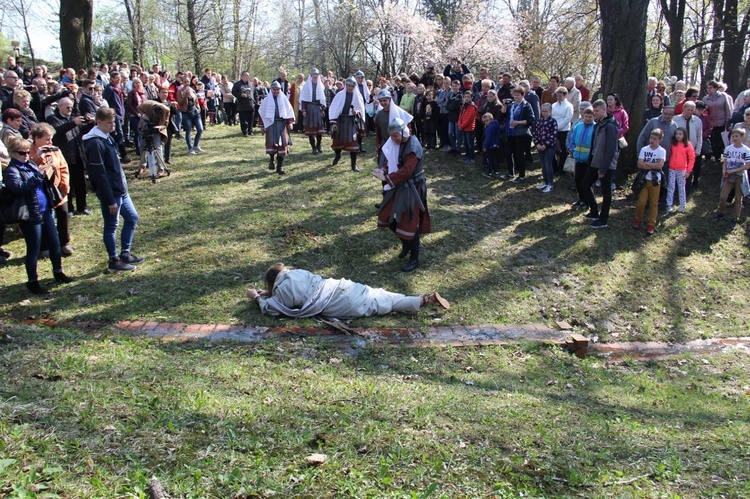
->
[16,150,31,155]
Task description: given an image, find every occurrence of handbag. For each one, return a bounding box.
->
[0,181,30,224]
[618,136,628,149]
[563,157,576,174]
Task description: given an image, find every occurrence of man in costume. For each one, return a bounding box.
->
[371,118,430,272]
[354,71,372,153]
[258,81,295,175]
[374,88,413,153]
[328,77,365,171]
[300,68,326,154]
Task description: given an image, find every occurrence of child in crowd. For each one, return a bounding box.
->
[423,90,437,149]
[713,127,750,228]
[413,84,426,142]
[634,129,667,235]
[399,83,416,114]
[195,82,207,128]
[568,107,595,209]
[482,113,501,178]
[666,127,695,213]
[447,80,463,153]
[458,91,477,163]
[206,89,217,125]
[531,102,558,192]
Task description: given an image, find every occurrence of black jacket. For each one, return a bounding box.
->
[46,110,82,166]
[2,159,47,223]
[232,79,255,112]
[84,129,128,205]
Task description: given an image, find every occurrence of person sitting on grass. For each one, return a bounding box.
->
[247,263,450,318]
[712,127,750,229]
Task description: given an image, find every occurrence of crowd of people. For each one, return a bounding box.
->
[2,53,750,301]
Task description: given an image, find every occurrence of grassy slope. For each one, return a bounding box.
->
[1,325,749,498]
[0,125,749,342]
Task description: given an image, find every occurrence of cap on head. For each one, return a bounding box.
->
[355,71,365,78]
[270,80,281,89]
[377,89,392,100]
[345,76,356,86]
[310,68,320,75]
[388,118,407,135]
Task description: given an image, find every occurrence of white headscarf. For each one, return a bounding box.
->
[299,73,326,104]
[387,102,413,127]
[258,91,295,129]
[328,86,366,120]
[356,78,372,103]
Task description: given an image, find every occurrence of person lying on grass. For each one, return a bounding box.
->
[246,262,450,318]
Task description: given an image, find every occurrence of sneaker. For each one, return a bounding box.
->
[584,212,599,220]
[194,146,204,152]
[590,219,608,229]
[677,206,685,213]
[646,224,655,235]
[501,174,513,180]
[512,176,525,183]
[535,183,547,190]
[542,184,554,193]
[482,172,493,178]
[119,251,144,264]
[61,245,74,256]
[74,208,92,216]
[108,257,135,272]
[667,206,674,213]
[712,212,725,220]
[633,220,642,229]
[189,149,197,155]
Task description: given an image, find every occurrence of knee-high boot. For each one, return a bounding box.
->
[350,152,359,172]
[276,155,286,175]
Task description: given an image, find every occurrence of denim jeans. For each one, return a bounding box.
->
[462,131,475,158]
[539,146,556,185]
[182,110,203,150]
[174,109,183,133]
[448,121,461,151]
[130,115,142,153]
[19,209,62,282]
[100,194,139,259]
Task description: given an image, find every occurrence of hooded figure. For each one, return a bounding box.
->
[328,77,366,171]
[300,68,327,154]
[374,88,413,151]
[258,81,295,175]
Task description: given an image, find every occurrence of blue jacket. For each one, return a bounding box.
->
[83,127,128,205]
[483,119,501,149]
[568,121,595,163]
[2,159,47,223]
[103,84,125,119]
[508,100,536,137]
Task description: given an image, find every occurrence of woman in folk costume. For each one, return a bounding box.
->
[300,68,327,154]
[328,76,366,171]
[258,81,295,175]
[371,118,431,272]
[289,73,305,132]
[354,70,372,153]
[246,262,450,319]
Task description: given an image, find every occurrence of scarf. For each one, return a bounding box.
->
[299,75,326,103]
[328,88,365,120]
[257,91,294,129]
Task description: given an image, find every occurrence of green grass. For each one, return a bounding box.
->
[1,125,749,342]
[1,325,749,497]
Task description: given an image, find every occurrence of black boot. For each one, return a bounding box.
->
[350,152,359,172]
[309,136,318,154]
[398,239,409,259]
[276,156,286,175]
[358,136,367,154]
[333,150,341,166]
[27,280,49,295]
[316,136,322,153]
[268,155,276,170]
[54,271,73,283]
[401,252,419,272]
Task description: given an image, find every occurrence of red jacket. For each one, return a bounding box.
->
[670,141,695,174]
[458,102,477,132]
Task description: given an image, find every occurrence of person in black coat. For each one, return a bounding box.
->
[232,71,256,136]
[1,135,73,294]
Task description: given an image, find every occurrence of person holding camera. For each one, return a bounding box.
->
[30,123,73,255]
[45,97,94,215]
[2,135,73,294]
[134,100,171,180]
[442,58,471,83]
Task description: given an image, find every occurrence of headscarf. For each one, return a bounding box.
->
[328,85,365,120]
[257,91,295,129]
[299,73,326,104]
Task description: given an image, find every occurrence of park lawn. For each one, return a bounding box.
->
[0,324,749,497]
[1,124,749,342]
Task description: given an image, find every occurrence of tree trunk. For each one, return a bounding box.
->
[659,0,686,79]
[123,0,145,66]
[703,0,724,92]
[599,0,649,176]
[185,0,202,73]
[720,0,749,94]
[231,0,241,78]
[59,0,93,70]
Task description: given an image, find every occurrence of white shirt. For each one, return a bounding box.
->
[551,100,574,132]
[639,144,666,180]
